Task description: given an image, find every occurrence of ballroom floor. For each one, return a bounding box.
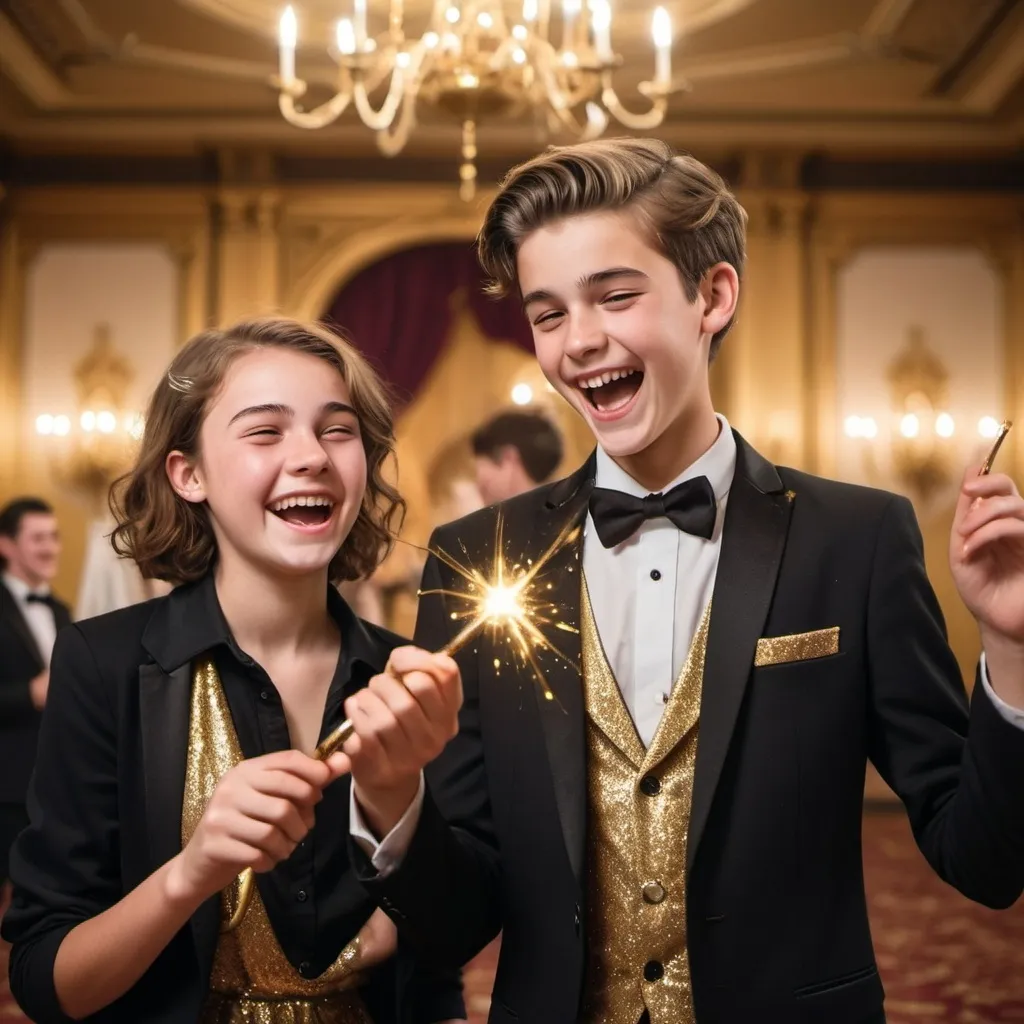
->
[3,810,1023,1023]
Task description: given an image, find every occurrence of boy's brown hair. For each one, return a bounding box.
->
[110,317,404,586]
[478,137,747,359]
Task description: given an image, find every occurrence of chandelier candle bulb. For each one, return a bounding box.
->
[354,0,367,46]
[652,6,672,86]
[591,0,612,62]
[336,18,356,56]
[562,0,581,49]
[278,5,297,84]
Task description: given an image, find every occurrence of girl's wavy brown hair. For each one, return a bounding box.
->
[110,317,404,586]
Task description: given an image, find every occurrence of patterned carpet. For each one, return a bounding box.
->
[3,811,1023,1022]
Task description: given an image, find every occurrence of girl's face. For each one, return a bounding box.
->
[169,347,368,583]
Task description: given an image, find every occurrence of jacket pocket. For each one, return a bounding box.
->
[795,963,879,999]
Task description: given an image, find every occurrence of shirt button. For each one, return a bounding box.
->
[640,774,661,796]
[296,890,308,902]
[650,569,662,581]
[260,690,270,701]
[642,881,667,904]
[298,961,313,978]
[644,960,664,982]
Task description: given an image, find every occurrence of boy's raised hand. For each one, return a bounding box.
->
[951,465,1024,701]
[330,646,462,837]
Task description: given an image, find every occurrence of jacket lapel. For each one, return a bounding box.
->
[138,658,220,985]
[517,455,595,885]
[687,434,794,872]
[1,581,45,670]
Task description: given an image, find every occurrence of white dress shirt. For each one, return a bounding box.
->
[352,416,1023,870]
[583,415,736,746]
[3,571,58,667]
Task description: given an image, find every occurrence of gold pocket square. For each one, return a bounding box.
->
[754,627,840,667]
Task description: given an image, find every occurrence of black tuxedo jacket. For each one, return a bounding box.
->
[2,587,462,1024]
[0,580,71,804]
[357,433,1024,1024]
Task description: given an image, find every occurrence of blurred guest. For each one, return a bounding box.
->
[0,497,70,892]
[471,409,563,504]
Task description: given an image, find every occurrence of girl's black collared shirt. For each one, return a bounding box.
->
[2,573,467,1024]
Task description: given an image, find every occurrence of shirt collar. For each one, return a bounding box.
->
[141,571,389,676]
[2,571,51,602]
[593,413,737,503]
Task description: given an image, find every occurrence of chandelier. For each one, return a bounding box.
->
[276,0,675,199]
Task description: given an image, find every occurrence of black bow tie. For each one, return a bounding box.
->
[589,475,718,549]
[25,592,55,607]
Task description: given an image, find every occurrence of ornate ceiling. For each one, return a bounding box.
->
[0,0,1021,157]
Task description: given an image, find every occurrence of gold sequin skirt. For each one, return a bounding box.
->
[200,991,373,1024]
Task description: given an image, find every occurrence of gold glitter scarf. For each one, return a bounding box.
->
[578,577,709,1024]
[181,658,373,1024]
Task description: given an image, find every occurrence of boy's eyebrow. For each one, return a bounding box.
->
[521,266,649,308]
[228,401,356,426]
[576,266,649,290]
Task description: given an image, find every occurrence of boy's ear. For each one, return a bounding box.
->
[700,262,740,339]
[166,450,207,504]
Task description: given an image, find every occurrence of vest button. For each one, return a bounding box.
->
[642,881,666,904]
[644,960,664,982]
[298,961,313,978]
[640,774,661,796]
[650,569,662,581]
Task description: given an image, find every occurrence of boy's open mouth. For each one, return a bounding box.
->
[577,368,644,414]
[267,494,335,528]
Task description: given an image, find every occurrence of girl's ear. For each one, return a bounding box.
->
[166,451,207,503]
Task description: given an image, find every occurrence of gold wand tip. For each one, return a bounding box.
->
[980,420,1012,476]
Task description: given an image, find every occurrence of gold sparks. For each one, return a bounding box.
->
[413,511,580,700]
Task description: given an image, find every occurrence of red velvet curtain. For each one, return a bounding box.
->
[322,241,533,406]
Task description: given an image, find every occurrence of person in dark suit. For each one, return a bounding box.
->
[331,140,1024,1024]
[0,496,70,891]
[2,318,464,1024]
[471,410,563,505]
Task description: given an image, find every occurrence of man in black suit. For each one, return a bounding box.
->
[0,497,70,890]
[336,140,1024,1024]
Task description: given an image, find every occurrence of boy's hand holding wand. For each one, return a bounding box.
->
[950,419,1024,709]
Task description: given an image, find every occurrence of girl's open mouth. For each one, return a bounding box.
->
[267,495,335,529]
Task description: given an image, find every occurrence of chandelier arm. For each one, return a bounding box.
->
[375,88,418,155]
[353,66,407,130]
[600,73,667,130]
[535,58,605,139]
[278,88,353,129]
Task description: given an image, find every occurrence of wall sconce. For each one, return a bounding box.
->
[844,326,1004,506]
[34,323,143,506]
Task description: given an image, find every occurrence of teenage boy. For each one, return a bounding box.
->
[339,139,1024,1024]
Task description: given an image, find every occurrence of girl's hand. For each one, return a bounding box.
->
[166,749,333,907]
[355,907,398,969]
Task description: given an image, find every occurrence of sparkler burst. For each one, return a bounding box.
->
[424,510,581,700]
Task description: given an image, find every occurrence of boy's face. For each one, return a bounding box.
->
[518,210,723,463]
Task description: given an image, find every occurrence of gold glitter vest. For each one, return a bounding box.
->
[181,659,373,1024]
[578,578,710,1024]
